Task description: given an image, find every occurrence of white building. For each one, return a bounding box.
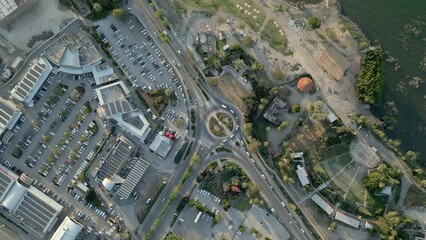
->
[0,0,18,21]
[10,57,53,105]
[0,166,63,236]
[149,133,173,158]
[50,216,83,240]
[296,165,310,186]
[95,81,151,142]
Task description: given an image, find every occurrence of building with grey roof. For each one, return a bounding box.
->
[334,210,360,229]
[116,158,149,200]
[0,165,63,237]
[10,57,53,105]
[0,97,21,137]
[149,133,173,158]
[296,165,310,186]
[311,194,334,216]
[96,135,135,182]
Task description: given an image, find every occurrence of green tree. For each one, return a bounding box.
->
[112,8,126,20]
[244,123,253,136]
[375,211,413,240]
[92,2,102,12]
[363,164,401,192]
[190,154,201,166]
[308,100,326,120]
[251,61,264,71]
[155,10,164,19]
[277,121,289,131]
[356,50,385,104]
[308,16,321,29]
[402,150,417,163]
[272,68,284,80]
[232,59,246,71]
[290,104,301,113]
[241,35,255,48]
[263,141,270,148]
[246,183,260,199]
[207,77,219,87]
[329,222,337,232]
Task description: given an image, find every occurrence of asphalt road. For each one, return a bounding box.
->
[127,1,316,239]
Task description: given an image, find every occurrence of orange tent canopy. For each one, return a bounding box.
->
[297,77,314,93]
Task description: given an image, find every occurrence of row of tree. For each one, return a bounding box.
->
[356,50,385,105]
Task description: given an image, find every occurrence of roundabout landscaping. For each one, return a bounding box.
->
[207,111,235,138]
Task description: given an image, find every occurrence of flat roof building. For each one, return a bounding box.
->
[50,216,83,240]
[149,133,173,158]
[0,165,63,236]
[44,34,102,74]
[116,158,149,200]
[334,210,360,229]
[96,135,135,182]
[92,63,117,85]
[0,97,21,136]
[95,81,151,142]
[296,165,310,186]
[311,194,334,215]
[10,57,53,105]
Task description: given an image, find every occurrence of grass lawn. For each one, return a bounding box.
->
[260,20,287,54]
[180,0,265,31]
[404,185,426,207]
[232,194,252,211]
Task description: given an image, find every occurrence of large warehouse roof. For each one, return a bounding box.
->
[10,57,52,104]
[96,135,135,182]
[50,216,83,240]
[116,158,149,199]
[0,97,21,136]
[0,165,63,236]
[311,194,334,215]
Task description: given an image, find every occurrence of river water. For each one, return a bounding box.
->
[338,0,426,160]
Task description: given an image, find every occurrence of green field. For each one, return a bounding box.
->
[260,20,287,54]
[180,0,266,31]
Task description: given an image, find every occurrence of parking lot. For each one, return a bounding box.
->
[0,71,115,237]
[94,15,189,135]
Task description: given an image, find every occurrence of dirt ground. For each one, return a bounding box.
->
[0,0,75,53]
[214,73,252,112]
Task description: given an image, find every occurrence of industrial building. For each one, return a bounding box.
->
[50,216,83,240]
[116,158,149,200]
[10,57,53,105]
[0,166,63,237]
[96,135,135,182]
[0,97,21,139]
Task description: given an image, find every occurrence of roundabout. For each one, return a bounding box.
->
[206,110,235,138]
